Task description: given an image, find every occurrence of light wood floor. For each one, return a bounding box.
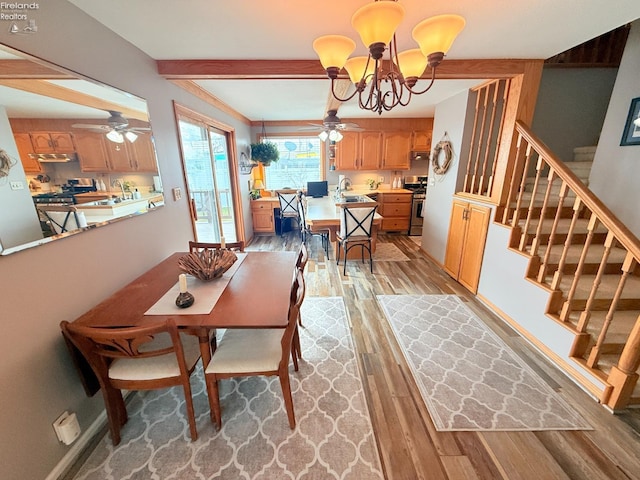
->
[248,233,640,480]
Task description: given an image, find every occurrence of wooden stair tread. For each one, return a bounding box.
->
[527,243,629,264]
[557,273,640,301]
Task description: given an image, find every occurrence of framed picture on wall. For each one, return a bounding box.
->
[620,96,640,146]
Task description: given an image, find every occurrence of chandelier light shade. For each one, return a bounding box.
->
[313,0,465,115]
[351,2,405,57]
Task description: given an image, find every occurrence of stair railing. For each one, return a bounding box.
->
[499,121,640,409]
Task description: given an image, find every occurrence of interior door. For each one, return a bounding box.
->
[177,118,239,243]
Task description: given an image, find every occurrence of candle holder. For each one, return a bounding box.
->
[175,291,195,308]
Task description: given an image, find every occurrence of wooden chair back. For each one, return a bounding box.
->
[189,240,245,252]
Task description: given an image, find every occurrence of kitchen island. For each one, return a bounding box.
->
[305,194,382,258]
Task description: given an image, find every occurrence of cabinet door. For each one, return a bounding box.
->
[14,133,42,173]
[50,133,75,153]
[105,141,133,171]
[444,200,469,278]
[335,132,358,170]
[458,204,490,292]
[359,131,381,169]
[30,132,55,153]
[382,131,411,170]
[126,135,158,172]
[251,201,275,232]
[75,132,111,172]
[412,130,432,151]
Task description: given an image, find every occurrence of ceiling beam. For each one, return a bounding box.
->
[170,80,251,125]
[0,59,74,79]
[157,58,538,80]
[0,79,148,121]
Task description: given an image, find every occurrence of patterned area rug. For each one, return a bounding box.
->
[377,294,592,431]
[72,297,383,480]
[372,242,409,261]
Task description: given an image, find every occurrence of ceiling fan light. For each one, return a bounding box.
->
[412,14,466,58]
[351,2,405,51]
[106,130,124,143]
[344,56,375,85]
[318,131,329,142]
[313,35,356,70]
[334,131,344,142]
[124,131,138,143]
[328,130,339,141]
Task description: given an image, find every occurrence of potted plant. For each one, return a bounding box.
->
[250,141,279,166]
[366,178,381,190]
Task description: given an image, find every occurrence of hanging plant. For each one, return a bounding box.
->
[250,141,279,166]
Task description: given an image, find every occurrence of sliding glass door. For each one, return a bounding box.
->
[177,117,239,243]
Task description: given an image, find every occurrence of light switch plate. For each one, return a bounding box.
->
[10,181,24,190]
[172,187,182,201]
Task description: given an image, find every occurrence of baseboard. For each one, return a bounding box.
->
[45,410,107,480]
[476,293,607,402]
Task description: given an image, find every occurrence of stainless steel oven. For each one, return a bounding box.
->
[404,175,428,236]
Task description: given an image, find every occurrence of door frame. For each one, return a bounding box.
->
[173,102,246,243]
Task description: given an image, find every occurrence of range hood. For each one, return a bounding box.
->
[411,151,430,161]
[29,153,78,163]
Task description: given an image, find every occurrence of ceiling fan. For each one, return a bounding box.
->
[72,110,151,143]
[298,110,363,142]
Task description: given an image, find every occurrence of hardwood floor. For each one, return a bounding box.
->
[248,233,640,480]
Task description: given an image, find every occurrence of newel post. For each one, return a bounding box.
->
[605,313,640,409]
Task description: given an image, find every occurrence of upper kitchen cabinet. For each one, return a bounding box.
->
[13,133,42,173]
[411,130,432,151]
[335,131,381,170]
[29,131,76,153]
[382,131,412,170]
[76,132,158,173]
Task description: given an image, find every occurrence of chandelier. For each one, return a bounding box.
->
[312,1,465,115]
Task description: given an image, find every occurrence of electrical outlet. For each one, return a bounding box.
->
[10,181,24,190]
[172,187,182,201]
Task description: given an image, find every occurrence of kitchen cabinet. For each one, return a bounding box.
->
[29,131,76,154]
[444,199,491,293]
[126,135,158,172]
[335,131,381,170]
[382,131,412,170]
[251,199,277,233]
[13,133,42,173]
[75,131,110,172]
[378,192,412,232]
[412,130,432,151]
[75,132,158,173]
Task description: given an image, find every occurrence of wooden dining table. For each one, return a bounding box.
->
[67,250,297,395]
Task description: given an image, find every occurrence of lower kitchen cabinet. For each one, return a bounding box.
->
[444,199,491,293]
[251,199,277,233]
[378,192,412,232]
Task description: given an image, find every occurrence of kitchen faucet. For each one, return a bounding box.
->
[112,179,128,200]
[337,177,352,197]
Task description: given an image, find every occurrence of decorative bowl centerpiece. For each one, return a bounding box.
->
[178,249,238,281]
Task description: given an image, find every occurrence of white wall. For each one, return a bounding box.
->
[590,20,640,237]
[0,2,250,479]
[532,68,617,162]
[421,90,473,263]
[0,107,44,247]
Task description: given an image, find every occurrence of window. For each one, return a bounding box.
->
[261,136,323,190]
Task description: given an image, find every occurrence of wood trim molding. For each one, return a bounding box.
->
[157,59,538,80]
[0,79,148,121]
[171,80,250,125]
[0,59,73,79]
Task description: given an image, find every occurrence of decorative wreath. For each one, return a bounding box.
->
[0,149,17,178]
[431,139,454,175]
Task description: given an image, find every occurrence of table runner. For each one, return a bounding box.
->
[144,252,247,315]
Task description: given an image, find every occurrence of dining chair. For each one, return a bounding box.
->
[189,240,245,252]
[60,319,202,445]
[276,189,300,236]
[290,242,309,368]
[297,192,330,256]
[204,266,305,430]
[336,204,378,275]
[38,205,88,234]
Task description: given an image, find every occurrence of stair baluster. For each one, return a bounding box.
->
[537,181,569,283]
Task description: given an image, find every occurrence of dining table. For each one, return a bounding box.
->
[65,250,297,396]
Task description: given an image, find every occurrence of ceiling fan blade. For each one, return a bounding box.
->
[71,124,112,132]
[127,127,152,132]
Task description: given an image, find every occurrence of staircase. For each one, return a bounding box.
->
[496,125,640,410]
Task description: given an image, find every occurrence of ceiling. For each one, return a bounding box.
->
[22,1,640,122]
